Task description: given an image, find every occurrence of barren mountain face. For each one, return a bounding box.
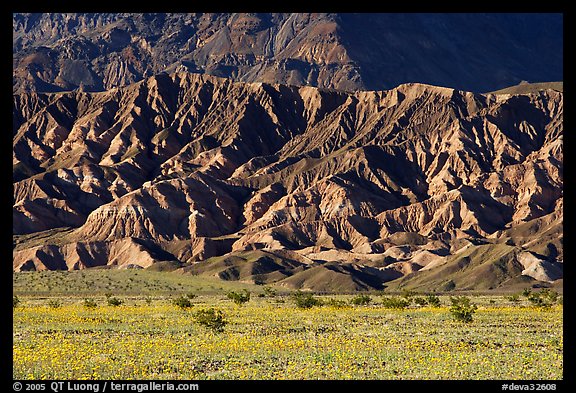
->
[13,72,563,291]
[13,13,562,94]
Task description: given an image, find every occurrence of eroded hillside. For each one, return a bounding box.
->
[13,72,563,291]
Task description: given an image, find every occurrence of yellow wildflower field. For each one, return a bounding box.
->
[13,295,562,380]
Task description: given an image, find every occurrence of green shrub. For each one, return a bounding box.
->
[144,297,153,305]
[380,296,411,309]
[47,299,61,308]
[226,289,251,306]
[262,286,277,297]
[525,288,559,309]
[349,294,372,306]
[193,308,227,333]
[413,297,428,307]
[425,295,442,307]
[107,296,123,307]
[540,288,559,302]
[186,293,197,300]
[506,294,520,303]
[292,291,323,309]
[522,288,532,297]
[449,296,477,323]
[83,298,98,309]
[13,295,20,309]
[324,298,348,308]
[173,295,193,309]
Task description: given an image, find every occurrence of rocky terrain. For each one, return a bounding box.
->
[13,13,562,94]
[13,72,563,291]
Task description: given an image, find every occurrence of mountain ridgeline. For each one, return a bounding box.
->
[13,13,562,94]
[13,72,563,291]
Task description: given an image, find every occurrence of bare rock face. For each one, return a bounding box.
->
[13,13,562,94]
[13,72,563,291]
[13,238,173,271]
[517,251,563,283]
[243,183,285,225]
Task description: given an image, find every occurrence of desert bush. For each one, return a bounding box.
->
[524,288,559,309]
[173,295,193,309]
[186,293,197,300]
[426,295,442,307]
[522,288,532,297]
[193,308,227,333]
[107,296,123,307]
[227,289,251,306]
[262,286,277,297]
[449,296,477,323]
[324,298,348,308]
[144,297,153,305]
[47,299,61,308]
[349,294,372,306]
[506,294,520,303]
[540,288,559,302]
[413,297,428,306]
[380,296,410,309]
[13,295,20,309]
[292,291,323,309]
[83,298,98,309]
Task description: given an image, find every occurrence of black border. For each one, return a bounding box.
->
[9,7,571,391]
[7,380,571,391]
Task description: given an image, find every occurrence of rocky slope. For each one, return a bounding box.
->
[13,72,563,291]
[13,13,562,94]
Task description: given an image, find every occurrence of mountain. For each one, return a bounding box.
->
[489,81,563,95]
[13,13,563,94]
[13,72,563,291]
